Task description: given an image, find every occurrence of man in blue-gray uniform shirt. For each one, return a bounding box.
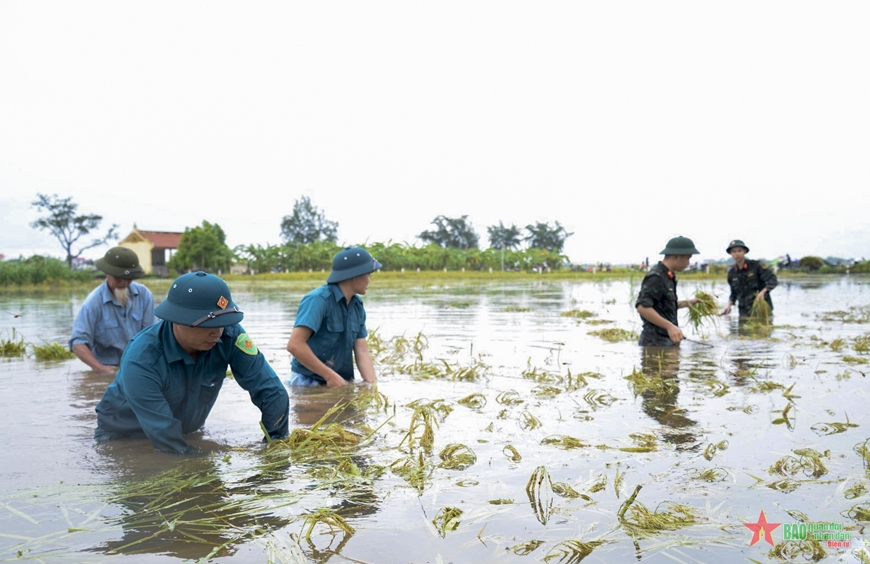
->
[286,246,381,387]
[95,271,289,454]
[70,247,155,373]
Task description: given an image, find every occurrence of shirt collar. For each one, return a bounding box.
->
[161,321,194,364]
[327,283,360,305]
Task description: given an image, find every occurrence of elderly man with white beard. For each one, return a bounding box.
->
[69,246,156,373]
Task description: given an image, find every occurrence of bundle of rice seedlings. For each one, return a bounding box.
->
[32,342,75,361]
[686,291,719,332]
[749,294,772,325]
[0,329,26,357]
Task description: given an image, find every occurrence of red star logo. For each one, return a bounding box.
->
[744,510,781,546]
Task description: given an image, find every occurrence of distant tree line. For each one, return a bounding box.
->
[17,192,868,281]
[25,193,573,274]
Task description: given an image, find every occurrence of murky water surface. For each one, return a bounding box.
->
[2,275,870,563]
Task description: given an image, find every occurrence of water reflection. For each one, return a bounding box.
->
[87,383,384,562]
[637,346,698,449]
[728,315,774,339]
[4,276,870,563]
[271,387,385,563]
[288,384,362,427]
[89,455,293,561]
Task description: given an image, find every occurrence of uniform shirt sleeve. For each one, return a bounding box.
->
[227,325,290,440]
[120,357,192,454]
[635,272,665,309]
[354,298,368,340]
[294,290,327,333]
[70,298,99,349]
[759,263,778,292]
[727,268,739,304]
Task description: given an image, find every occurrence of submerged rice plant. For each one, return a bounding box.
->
[32,342,75,361]
[526,466,554,525]
[104,457,299,556]
[541,435,587,450]
[390,451,431,494]
[543,539,605,563]
[561,309,597,320]
[551,482,591,501]
[0,328,26,357]
[431,506,462,537]
[748,295,772,325]
[769,538,827,561]
[300,507,355,540]
[503,444,522,463]
[437,444,476,470]
[587,327,638,342]
[618,485,698,538]
[457,393,487,409]
[400,399,451,452]
[510,539,544,555]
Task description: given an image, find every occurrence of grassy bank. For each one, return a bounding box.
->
[2,261,864,292]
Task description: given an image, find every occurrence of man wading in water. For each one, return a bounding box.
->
[635,236,700,346]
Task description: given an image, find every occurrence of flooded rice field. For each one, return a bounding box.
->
[1,274,870,563]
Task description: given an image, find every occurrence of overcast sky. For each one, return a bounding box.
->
[1,2,868,266]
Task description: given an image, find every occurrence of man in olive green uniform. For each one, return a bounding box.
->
[720,239,777,317]
[635,236,700,346]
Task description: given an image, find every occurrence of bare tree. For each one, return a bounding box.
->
[30,193,118,268]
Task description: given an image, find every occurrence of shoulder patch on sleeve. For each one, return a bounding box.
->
[235,332,258,355]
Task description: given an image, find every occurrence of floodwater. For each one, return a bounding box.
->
[1,275,870,563]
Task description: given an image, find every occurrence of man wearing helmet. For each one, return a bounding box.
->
[635,236,701,346]
[286,246,381,387]
[69,246,155,373]
[720,239,777,317]
[94,271,289,454]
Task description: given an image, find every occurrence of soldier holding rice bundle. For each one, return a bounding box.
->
[720,239,778,318]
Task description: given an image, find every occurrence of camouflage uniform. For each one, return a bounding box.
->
[727,259,777,316]
[635,261,679,346]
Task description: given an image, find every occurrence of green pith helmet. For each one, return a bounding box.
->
[659,236,700,255]
[726,239,750,253]
[327,247,382,283]
[154,271,243,328]
[95,247,145,280]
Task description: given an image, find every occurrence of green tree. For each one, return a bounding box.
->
[280,196,339,245]
[29,193,119,268]
[235,243,288,274]
[797,255,825,272]
[525,221,573,253]
[418,215,479,250]
[169,221,234,273]
[486,221,523,250]
[284,240,340,272]
[366,241,410,271]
